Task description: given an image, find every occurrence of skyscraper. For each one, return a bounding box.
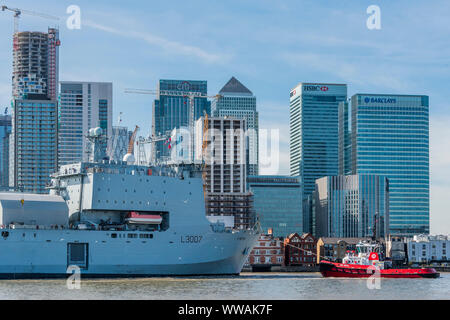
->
[349,94,429,236]
[59,81,113,165]
[152,79,210,163]
[196,116,254,230]
[0,115,12,189]
[338,101,352,175]
[12,28,59,100]
[247,175,302,237]
[10,28,60,193]
[314,175,389,238]
[212,77,259,175]
[289,83,347,233]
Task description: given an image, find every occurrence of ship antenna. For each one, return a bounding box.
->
[86,127,107,163]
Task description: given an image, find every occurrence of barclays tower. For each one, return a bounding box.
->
[349,94,429,236]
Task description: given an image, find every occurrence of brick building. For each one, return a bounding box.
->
[284,233,317,266]
[245,231,284,271]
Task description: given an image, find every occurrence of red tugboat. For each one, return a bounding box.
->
[320,241,439,278]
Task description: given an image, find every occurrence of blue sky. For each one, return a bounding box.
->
[0,0,449,233]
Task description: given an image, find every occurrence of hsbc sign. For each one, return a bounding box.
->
[303,85,329,92]
[290,83,346,100]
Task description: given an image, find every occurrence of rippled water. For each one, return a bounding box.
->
[0,272,448,300]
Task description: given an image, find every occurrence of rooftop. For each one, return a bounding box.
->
[219,77,253,95]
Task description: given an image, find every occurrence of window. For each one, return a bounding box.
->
[127,233,138,238]
[67,243,88,269]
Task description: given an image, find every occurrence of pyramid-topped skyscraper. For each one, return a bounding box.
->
[213,77,258,175]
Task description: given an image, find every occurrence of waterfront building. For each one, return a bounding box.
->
[314,175,389,238]
[316,237,385,264]
[0,115,12,189]
[9,28,60,193]
[212,77,258,175]
[350,94,429,236]
[247,175,302,237]
[284,233,317,266]
[289,83,347,233]
[245,232,285,271]
[152,79,210,163]
[195,116,253,229]
[386,236,407,266]
[59,81,113,165]
[107,126,132,162]
[406,234,449,264]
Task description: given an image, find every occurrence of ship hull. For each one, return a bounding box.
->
[320,261,440,279]
[0,228,258,279]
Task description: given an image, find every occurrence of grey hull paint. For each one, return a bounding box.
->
[0,228,258,278]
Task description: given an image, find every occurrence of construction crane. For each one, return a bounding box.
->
[124,88,222,163]
[1,5,60,33]
[136,133,171,165]
[123,125,139,164]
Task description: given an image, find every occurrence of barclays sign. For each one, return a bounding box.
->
[364,97,397,104]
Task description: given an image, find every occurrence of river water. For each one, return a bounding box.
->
[0,272,448,300]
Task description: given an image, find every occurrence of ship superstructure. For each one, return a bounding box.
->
[0,128,259,278]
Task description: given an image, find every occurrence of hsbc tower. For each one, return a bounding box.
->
[289,83,347,233]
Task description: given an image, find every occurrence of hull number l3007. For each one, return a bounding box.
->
[181,235,203,243]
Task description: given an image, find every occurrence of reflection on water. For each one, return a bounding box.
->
[0,272,448,300]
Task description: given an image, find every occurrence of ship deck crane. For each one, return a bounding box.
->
[124,88,221,164]
[1,5,60,33]
[123,125,139,164]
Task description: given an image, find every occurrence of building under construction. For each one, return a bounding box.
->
[195,116,255,230]
[9,28,60,193]
[12,28,59,100]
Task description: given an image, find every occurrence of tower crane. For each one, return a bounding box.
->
[124,88,222,163]
[1,5,60,33]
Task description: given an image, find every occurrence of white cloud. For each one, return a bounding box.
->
[83,20,229,64]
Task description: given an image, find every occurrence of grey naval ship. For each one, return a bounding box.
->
[0,128,259,278]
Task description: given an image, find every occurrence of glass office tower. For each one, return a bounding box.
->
[152,80,210,163]
[10,99,58,193]
[289,83,347,233]
[59,82,113,165]
[248,175,302,237]
[314,174,389,238]
[0,115,12,189]
[338,101,352,175]
[350,94,429,235]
